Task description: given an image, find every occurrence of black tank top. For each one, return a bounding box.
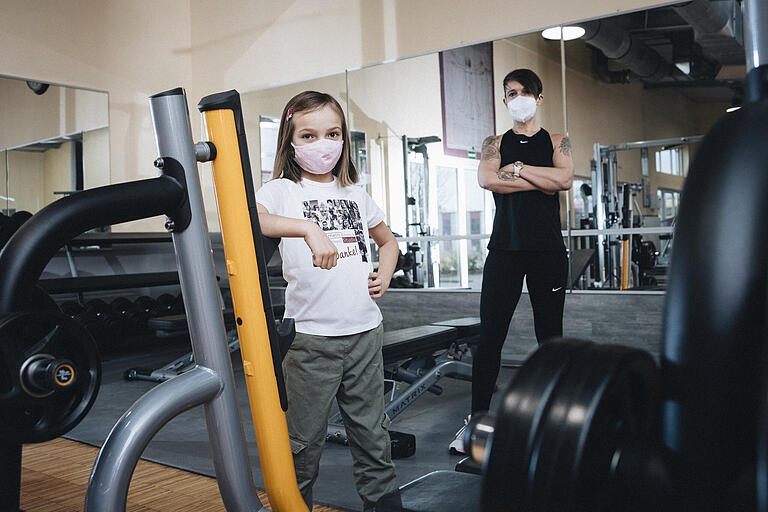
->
[487,127,564,251]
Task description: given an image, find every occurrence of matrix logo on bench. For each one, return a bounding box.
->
[391,382,429,416]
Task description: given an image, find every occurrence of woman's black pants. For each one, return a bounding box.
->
[472,249,568,414]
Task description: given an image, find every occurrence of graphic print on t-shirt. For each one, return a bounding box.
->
[302,199,369,263]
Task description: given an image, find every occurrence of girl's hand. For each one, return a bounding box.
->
[368,271,390,299]
[304,222,338,269]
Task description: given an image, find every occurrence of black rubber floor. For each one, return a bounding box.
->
[64,290,665,511]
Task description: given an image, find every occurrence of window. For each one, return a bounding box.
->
[658,188,680,223]
[259,116,279,185]
[655,147,683,176]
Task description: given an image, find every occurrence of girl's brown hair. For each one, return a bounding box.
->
[273,91,358,186]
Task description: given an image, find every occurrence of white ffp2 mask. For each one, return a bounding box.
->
[506,95,538,122]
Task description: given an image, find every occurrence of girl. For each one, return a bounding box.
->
[449,68,574,454]
[254,91,402,512]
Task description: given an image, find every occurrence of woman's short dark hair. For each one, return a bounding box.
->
[502,69,543,97]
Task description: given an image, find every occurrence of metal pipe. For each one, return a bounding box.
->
[402,135,410,236]
[148,88,264,511]
[744,0,768,70]
[673,0,732,36]
[579,20,685,82]
[599,135,704,153]
[85,367,221,511]
[591,145,606,285]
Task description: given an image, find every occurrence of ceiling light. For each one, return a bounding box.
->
[541,26,585,41]
[726,106,741,113]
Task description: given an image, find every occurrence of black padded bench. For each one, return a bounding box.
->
[430,317,480,340]
[382,325,458,364]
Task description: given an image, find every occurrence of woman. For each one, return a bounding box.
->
[450,68,574,454]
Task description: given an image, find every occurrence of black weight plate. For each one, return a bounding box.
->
[529,343,659,512]
[759,348,768,512]
[0,309,101,443]
[482,339,591,512]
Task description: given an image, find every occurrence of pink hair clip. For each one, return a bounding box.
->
[285,107,294,121]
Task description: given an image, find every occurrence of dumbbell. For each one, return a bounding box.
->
[173,293,184,314]
[107,297,147,335]
[134,295,161,317]
[156,293,177,315]
[464,339,663,512]
[59,300,86,317]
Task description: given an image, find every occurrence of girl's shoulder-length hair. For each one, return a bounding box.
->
[272,91,358,187]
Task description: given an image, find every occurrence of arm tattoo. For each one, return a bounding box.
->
[497,169,517,181]
[558,136,572,157]
[481,135,500,160]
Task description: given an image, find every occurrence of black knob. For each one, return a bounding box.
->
[23,357,77,395]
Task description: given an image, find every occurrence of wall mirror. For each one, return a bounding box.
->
[242,0,745,293]
[0,76,109,219]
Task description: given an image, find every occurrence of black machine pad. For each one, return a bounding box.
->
[382,325,457,364]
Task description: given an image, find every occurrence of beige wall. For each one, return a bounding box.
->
[2,0,676,231]
[1,0,193,231]
[4,150,45,213]
[43,142,72,206]
[83,127,111,190]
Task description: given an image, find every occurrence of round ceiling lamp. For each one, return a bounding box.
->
[541,26,585,41]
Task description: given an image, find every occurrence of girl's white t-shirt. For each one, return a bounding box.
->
[254,177,386,336]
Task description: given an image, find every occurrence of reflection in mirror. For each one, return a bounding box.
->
[240,1,744,294]
[562,0,743,290]
[347,33,566,289]
[0,76,109,218]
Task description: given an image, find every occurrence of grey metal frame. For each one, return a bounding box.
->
[744,0,768,71]
[84,90,266,511]
[327,356,472,444]
[589,134,703,289]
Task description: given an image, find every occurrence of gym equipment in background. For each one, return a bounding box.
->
[464,0,768,509]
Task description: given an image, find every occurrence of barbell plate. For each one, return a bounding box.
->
[0,310,101,443]
[482,339,590,512]
[529,343,659,512]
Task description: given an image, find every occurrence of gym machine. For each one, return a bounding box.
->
[83,89,306,511]
[585,135,702,289]
[401,135,441,288]
[0,87,306,511]
[462,0,768,509]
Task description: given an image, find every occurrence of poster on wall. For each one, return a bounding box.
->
[439,42,496,159]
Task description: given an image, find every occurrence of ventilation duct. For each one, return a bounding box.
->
[673,0,744,65]
[579,19,688,83]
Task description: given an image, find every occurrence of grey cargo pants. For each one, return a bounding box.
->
[283,323,399,511]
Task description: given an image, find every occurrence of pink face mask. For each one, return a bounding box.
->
[291,139,344,175]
